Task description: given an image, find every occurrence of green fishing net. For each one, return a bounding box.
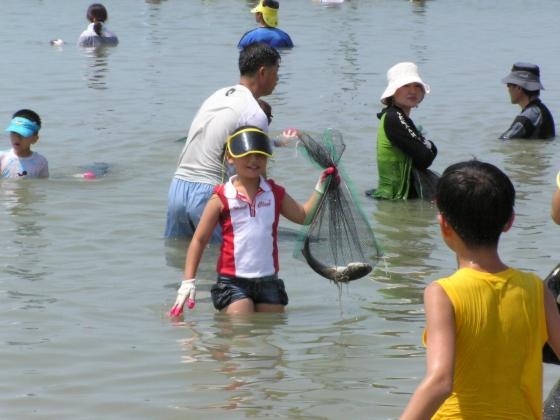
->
[293,128,383,283]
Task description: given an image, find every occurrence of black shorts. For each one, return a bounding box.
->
[211,275,288,311]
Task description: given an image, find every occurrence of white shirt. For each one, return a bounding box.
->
[78,22,119,47]
[0,149,49,178]
[174,85,268,185]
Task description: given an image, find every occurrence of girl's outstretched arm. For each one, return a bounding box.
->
[280,167,338,225]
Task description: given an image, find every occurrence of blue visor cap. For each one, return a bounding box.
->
[5,117,40,137]
[227,127,273,158]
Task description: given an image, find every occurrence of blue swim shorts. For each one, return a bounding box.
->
[210,275,289,311]
[164,177,221,241]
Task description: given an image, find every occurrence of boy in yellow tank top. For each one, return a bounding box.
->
[401,160,560,419]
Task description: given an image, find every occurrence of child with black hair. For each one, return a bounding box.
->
[78,3,119,47]
[0,109,48,178]
[401,160,560,419]
[168,126,336,316]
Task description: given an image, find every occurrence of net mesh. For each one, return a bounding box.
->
[294,128,383,283]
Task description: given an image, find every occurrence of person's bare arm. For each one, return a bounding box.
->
[552,187,560,225]
[545,287,560,358]
[184,194,222,279]
[400,282,455,420]
[280,190,322,225]
[280,168,337,225]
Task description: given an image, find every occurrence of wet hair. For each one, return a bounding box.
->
[12,109,42,128]
[239,42,281,76]
[87,3,109,36]
[436,160,515,247]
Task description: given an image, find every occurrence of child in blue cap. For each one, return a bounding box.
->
[0,109,49,178]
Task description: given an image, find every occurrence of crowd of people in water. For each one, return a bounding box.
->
[3,1,560,418]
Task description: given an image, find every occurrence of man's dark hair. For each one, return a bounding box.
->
[436,160,515,247]
[12,109,42,128]
[239,42,281,76]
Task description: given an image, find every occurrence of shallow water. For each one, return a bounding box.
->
[2,0,560,418]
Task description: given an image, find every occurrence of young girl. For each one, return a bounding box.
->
[169,126,336,316]
[370,62,438,200]
[78,3,119,48]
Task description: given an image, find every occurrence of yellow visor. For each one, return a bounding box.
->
[227,127,273,158]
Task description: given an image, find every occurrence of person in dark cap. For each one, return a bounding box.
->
[500,62,555,140]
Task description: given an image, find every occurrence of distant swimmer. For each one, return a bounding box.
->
[238,0,294,49]
[78,3,119,48]
[312,0,346,4]
[73,162,110,180]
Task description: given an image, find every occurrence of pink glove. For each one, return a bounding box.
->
[315,166,340,193]
[168,279,197,317]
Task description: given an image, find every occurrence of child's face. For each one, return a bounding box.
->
[229,153,268,179]
[393,82,425,111]
[10,132,38,157]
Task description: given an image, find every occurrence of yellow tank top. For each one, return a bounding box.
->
[428,267,547,419]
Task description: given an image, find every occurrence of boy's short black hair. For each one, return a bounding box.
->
[239,42,281,76]
[12,109,41,128]
[436,160,515,247]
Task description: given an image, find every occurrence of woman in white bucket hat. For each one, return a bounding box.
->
[368,62,438,200]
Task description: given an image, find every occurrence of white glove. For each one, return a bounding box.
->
[168,279,197,317]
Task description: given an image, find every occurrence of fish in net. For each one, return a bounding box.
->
[294,128,383,283]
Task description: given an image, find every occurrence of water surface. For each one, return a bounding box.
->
[1,1,560,418]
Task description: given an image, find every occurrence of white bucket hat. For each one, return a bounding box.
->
[380,62,430,105]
